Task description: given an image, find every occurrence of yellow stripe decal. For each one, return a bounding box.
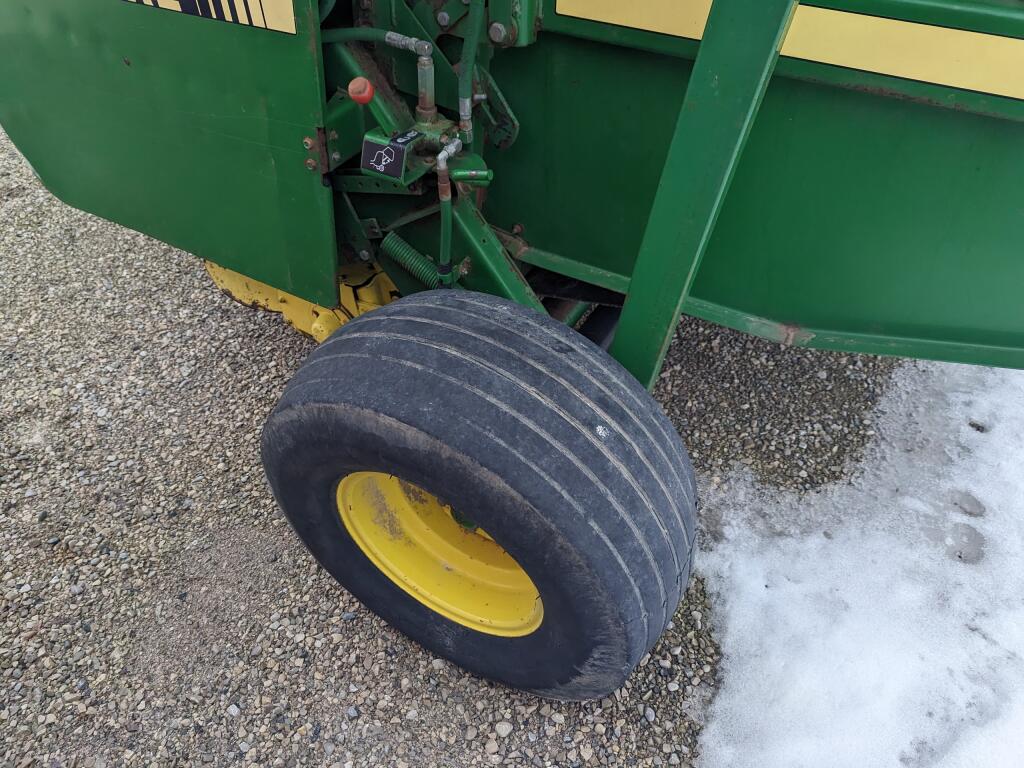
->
[555,0,1024,101]
[123,0,295,35]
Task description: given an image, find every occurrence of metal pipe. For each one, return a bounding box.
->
[416,55,437,123]
[436,139,463,287]
[321,26,390,44]
[457,0,486,144]
[449,168,493,185]
[439,194,454,287]
[435,138,463,172]
[562,301,593,328]
[321,28,432,57]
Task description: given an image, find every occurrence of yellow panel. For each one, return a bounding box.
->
[204,261,396,341]
[556,0,711,41]
[249,1,267,28]
[121,0,289,32]
[782,6,1024,101]
[554,1,1024,101]
[260,0,296,34]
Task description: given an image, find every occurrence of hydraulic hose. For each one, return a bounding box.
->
[436,139,463,288]
[321,26,392,45]
[458,0,486,144]
[322,27,437,125]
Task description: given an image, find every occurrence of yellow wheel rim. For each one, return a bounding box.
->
[336,472,543,637]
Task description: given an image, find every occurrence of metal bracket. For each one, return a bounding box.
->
[476,69,520,148]
[488,0,541,47]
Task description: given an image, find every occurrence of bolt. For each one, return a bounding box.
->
[437,11,450,27]
[358,249,371,261]
[488,22,508,43]
[302,136,315,150]
[305,158,318,171]
[331,151,342,162]
[328,129,338,140]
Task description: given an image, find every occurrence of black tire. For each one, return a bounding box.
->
[261,290,697,700]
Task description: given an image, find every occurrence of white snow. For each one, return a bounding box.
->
[698,362,1024,768]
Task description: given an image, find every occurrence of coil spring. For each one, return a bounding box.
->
[380,232,441,289]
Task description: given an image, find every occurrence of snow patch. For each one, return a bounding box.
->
[699,363,1024,768]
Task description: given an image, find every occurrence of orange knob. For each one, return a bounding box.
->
[348,77,375,105]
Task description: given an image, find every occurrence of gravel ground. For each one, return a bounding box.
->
[656,323,898,494]
[1,127,895,767]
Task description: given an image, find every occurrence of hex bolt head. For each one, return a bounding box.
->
[358,249,372,261]
[305,158,318,171]
[488,22,508,43]
[436,11,450,27]
[302,136,315,150]
[331,151,342,162]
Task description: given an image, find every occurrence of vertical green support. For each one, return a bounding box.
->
[609,0,797,389]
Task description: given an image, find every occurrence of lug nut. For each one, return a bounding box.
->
[437,11,450,27]
[488,22,508,43]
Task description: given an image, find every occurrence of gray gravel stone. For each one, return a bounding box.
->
[0,126,894,767]
[655,317,897,495]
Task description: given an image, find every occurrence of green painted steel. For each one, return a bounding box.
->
[3,0,1024,385]
[539,2,1024,125]
[486,0,1024,379]
[609,0,797,388]
[0,0,339,307]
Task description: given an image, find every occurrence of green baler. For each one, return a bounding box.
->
[2,0,1022,699]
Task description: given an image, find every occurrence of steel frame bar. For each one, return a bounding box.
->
[609,0,798,388]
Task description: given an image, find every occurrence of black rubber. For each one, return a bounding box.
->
[261,290,697,700]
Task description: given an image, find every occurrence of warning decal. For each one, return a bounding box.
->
[125,0,296,35]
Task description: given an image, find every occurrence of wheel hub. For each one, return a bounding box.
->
[336,472,543,637]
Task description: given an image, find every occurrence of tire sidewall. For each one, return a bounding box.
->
[263,402,633,699]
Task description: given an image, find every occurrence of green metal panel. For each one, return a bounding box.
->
[540,1,1024,124]
[690,72,1024,365]
[0,0,339,306]
[484,2,1024,377]
[4,0,1024,383]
